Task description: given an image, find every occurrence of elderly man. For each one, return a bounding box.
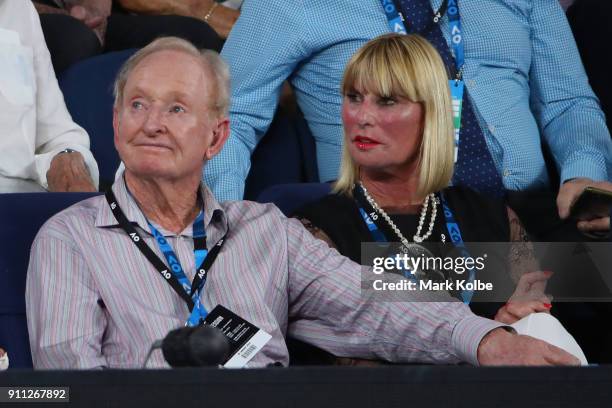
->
[1,0,98,192]
[26,37,577,369]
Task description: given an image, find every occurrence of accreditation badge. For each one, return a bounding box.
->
[203,305,272,368]
[449,79,464,164]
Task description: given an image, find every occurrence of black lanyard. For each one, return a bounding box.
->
[105,190,226,311]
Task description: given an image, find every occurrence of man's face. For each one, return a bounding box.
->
[113,50,228,182]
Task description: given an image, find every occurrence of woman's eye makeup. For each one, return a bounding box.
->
[346,92,362,102]
[378,96,397,106]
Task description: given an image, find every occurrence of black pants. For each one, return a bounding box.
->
[39,12,223,75]
[39,13,102,75]
[567,0,612,133]
[104,13,223,53]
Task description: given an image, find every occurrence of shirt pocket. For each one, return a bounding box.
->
[0,35,36,108]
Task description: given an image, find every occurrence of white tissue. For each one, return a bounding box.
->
[511,313,588,365]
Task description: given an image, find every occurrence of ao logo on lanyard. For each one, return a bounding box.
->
[378,0,465,163]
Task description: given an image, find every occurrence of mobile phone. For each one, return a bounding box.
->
[570,186,612,220]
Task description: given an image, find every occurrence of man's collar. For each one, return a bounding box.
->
[95,174,229,240]
[95,175,149,230]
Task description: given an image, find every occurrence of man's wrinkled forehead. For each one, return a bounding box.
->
[123,50,216,103]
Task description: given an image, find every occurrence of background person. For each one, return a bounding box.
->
[33,0,224,75]
[0,0,98,192]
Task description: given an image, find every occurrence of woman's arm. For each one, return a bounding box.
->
[296,217,338,251]
[507,207,539,282]
[495,208,551,324]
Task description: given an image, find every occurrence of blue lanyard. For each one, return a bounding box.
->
[358,207,388,242]
[148,211,210,327]
[106,190,228,327]
[446,0,464,78]
[380,0,407,34]
[379,1,462,76]
[438,191,474,303]
[354,185,475,303]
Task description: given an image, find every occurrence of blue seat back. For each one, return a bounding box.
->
[0,193,100,368]
[59,49,137,190]
[256,183,331,216]
[244,109,319,200]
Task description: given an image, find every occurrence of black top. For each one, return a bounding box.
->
[294,186,512,320]
[295,186,510,263]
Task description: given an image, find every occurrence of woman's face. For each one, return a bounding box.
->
[342,85,424,176]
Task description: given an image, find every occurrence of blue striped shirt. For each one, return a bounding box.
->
[207,0,612,200]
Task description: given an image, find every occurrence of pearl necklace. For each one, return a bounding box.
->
[358,182,440,245]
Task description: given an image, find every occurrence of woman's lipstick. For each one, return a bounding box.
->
[354,136,380,150]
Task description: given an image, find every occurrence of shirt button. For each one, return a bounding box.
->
[467,79,476,87]
[503,169,511,177]
[488,124,496,134]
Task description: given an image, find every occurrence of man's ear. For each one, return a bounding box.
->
[112,106,120,147]
[205,116,230,161]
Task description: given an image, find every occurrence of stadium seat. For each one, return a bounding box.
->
[243,108,320,201]
[0,192,100,368]
[59,49,137,191]
[256,183,331,216]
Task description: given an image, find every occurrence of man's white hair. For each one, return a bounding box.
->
[113,36,230,116]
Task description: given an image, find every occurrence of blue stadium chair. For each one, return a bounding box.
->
[59,49,137,191]
[0,193,100,369]
[256,183,331,216]
[244,109,320,201]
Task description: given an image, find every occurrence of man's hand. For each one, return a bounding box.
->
[70,6,104,28]
[67,0,112,44]
[557,178,611,233]
[477,328,579,366]
[47,152,97,192]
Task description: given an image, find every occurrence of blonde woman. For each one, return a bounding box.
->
[294,34,550,325]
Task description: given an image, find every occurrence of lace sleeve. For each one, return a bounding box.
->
[296,217,338,250]
[507,207,540,283]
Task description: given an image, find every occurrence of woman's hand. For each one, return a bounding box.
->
[494,270,553,324]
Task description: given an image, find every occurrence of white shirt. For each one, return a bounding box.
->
[0,0,99,192]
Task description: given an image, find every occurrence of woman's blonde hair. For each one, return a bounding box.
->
[334,33,454,199]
